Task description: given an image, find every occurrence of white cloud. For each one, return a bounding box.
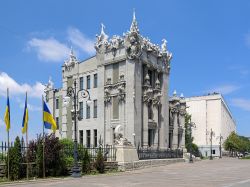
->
[16,97,42,112]
[207,84,240,95]
[0,118,4,127]
[0,72,45,98]
[28,38,70,62]
[231,98,250,111]
[67,27,95,55]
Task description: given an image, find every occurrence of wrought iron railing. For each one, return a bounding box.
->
[137,147,183,160]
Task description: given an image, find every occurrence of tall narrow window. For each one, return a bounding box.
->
[113,96,119,119]
[87,75,90,89]
[148,101,153,120]
[79,102,83,120]
[86,130,91,148]
[94,73,98,88]
[56,98,59,109]
[80,77,84,90]
[94,129,97,147]
[93,100,97,118]
[86,104,90,119]
[79,130,83,145]
[56,117,59,129]
[113,63,119,83]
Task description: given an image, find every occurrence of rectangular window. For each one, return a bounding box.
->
[113,63,119,83]
[213,150,216,154]
[80,77,84,90]
[94,129,97,147]
[113,96,119,119]
[56,117,59,129]
[87,75,90,89]
[94,74,98,88]
[79,130,83,145]
[93,100,97,118]
[86,130,91,148]
[56,98,59,109]
[148,101,153,120]
[79,102,83,120]
[86,104,90,119]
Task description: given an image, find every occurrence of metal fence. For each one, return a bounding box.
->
[137,147,183,160]
[63,145,117,162]
[0,141,117,163]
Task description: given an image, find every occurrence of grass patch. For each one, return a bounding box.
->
[241,156,250,159]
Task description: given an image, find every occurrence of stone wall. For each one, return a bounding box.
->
[118,158,185,171]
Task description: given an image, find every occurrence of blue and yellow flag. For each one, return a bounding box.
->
[43,100,57,132]
[4,89,10,132]
[22,93,29,134]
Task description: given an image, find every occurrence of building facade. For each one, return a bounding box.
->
[185,93,236,157]
[45,13,186,149]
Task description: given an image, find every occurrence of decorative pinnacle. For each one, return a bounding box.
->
[173,90,177,96]
[180,93,184,98]
[101,23,105,35]
[130,9,139,33]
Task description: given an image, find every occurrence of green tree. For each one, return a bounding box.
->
[7,136,22,180]
[95,147,105,173]
[82,149,91,174]
[185,114,200,157]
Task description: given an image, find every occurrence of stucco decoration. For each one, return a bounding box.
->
[95,23,109,54]
[109,35,123,57]
[64,48,78,71]
[114,125,132,146]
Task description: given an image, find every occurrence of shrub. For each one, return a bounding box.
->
[6,137,22,180]
[82,149,91,174]
[94,148,105,174]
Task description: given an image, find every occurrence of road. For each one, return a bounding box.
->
[2,158,250,187]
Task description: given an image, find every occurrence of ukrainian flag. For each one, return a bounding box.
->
[4,89,10,132]
[22,93,29,134]
[43,100,57,132]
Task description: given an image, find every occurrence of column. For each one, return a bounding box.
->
[143,102,148,147]
[172,111,178,149]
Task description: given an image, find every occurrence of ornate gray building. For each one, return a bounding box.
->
[45,13,186,149]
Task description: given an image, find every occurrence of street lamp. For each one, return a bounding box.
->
[188,120,196,163]
[217,134,223,159]
[64,80,91,177]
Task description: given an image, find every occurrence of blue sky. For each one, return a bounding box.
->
[0,0,250,141]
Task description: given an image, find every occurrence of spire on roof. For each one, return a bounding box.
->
[130,9,139,33]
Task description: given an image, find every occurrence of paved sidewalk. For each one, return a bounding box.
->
[2,158,250,187]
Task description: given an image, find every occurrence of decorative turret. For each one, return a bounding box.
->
[64,47,78,71]
[130,10,139,33]
[95,23,109,53]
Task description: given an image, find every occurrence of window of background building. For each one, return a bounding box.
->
[56,98,59,109]
[80,77,84,90]
[93,100,97,118]
[86,104,90,119]
[94,129,97,147]
[148,101,153,120]
[79,130,83,145]
[79,102,83,120]
[113,96,119,119]
[94,74,98,88]
[213,150,216,154]
[86,130,91,147]
[113,63,119,83]
[87,75,90,89]
[56,117,59,129]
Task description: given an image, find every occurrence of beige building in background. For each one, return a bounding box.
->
[185,93,236,157]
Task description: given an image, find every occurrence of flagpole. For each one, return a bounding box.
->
[7,88,10,181]
[42,95,45,178]
[26,92,29,180]
[7,130,10,181]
